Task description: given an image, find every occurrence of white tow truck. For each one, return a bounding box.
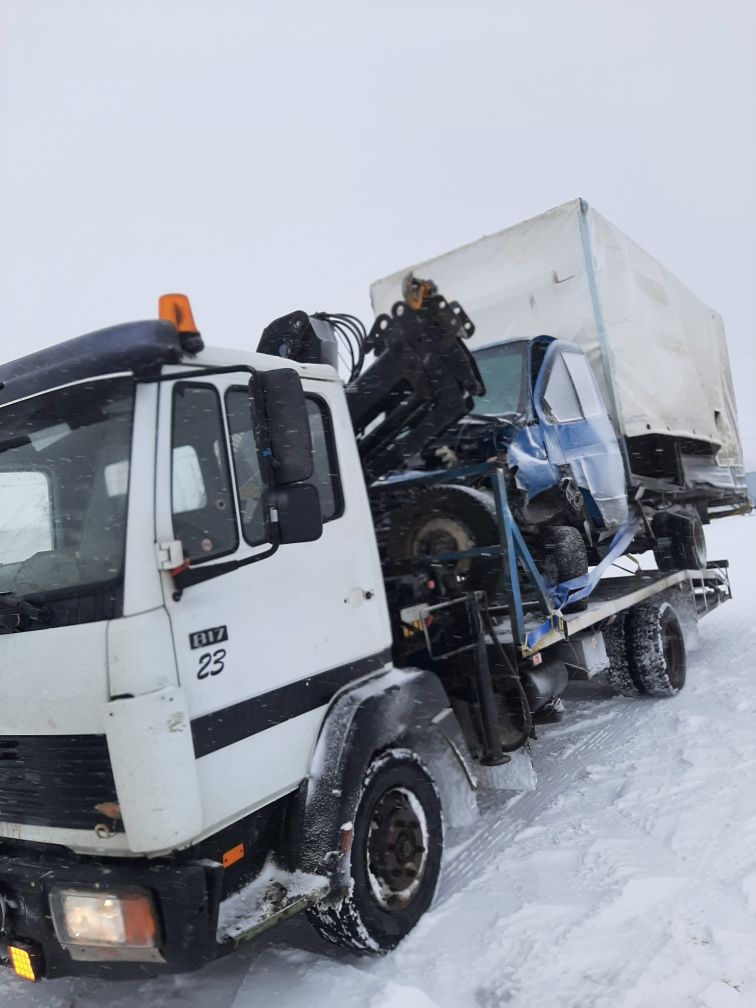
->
[0,291,731,982]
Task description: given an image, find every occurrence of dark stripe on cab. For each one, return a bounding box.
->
[190,648,392,759]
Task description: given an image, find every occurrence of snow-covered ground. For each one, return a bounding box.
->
[4,516,755,1008]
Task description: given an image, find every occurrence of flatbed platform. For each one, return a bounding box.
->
[496,562,731,657]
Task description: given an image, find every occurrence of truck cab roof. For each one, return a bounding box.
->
[0,320,339,408]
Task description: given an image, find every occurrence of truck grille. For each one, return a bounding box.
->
[0,735,119,831]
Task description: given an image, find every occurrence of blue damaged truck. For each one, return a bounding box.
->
[370,200,749,591]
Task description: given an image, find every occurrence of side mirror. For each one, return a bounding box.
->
[274,484,323,544]
[256,369,314,485]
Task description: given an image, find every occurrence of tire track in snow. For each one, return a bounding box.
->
[438,695,640,904]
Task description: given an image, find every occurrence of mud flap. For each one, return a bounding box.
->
[476,745,537,792]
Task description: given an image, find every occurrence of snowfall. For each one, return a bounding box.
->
[3,516,755,1008]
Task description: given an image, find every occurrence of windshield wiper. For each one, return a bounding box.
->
[0,593,50,632]
[0,435,31,455]
[467,411,525,424]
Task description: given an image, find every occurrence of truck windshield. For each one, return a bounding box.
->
[472,342,528,417]
[0,377,134,608]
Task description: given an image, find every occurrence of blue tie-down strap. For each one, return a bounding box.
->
[524,517,642,651]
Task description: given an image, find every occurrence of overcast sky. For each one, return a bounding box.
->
[1,0,754,463]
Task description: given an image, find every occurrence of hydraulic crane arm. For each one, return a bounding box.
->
[257,277,483,483]
[345,279,483,482]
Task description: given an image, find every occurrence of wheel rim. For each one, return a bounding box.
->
[408,516,474,577]
[365,786,429,912]
[662,618,685,690]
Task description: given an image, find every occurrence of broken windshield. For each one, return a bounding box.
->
[0,377,134,604]
[472,342,529,417]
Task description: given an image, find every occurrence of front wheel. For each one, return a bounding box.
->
[541,525,589,584]
[307,750,443,954]
[541,525,589,612]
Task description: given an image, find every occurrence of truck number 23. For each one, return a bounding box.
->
[197,649,226,680]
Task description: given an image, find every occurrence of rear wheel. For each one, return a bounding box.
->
[627,601,686,697]
[653,508,707,571]
[603,615,641,697]
[307,750,443,954]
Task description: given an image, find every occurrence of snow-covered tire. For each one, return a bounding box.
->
[385,485,501,596]
[542,525,589,583]
[542,525,589,612]
[603,615,641,696]
[306,750,443,955]
[627,601,686,698]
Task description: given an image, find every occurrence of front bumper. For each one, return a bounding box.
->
[0,845,223,980]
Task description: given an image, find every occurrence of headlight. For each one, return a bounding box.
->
[49,887,159,949]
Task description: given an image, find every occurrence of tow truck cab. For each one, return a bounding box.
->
[0,309,401,978]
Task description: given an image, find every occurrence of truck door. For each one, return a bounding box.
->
[534,343,628,528]
[155,372,390,838]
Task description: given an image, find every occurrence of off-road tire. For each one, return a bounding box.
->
[653,508,707,572]
[603,615,641,696]
[542,525,589,584]
[542,525,589,612]
[307,750,443,955]
[385,485,501,596]
[627,601,686,697]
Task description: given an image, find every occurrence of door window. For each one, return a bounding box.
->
[225,388,268,546]
[543,353,582,422]
[171,384,238,562]
[563,352,604,419]
[306,397,343,522]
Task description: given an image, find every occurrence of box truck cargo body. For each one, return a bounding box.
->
[371,199,746,506]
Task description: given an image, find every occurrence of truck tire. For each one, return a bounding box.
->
[542,526,589,612]
[307,750,443,955]
[542,525,589,583]
[653,508,707,571]
[385,485,501,596]
[603,615,641,696]
[627,601,686,697]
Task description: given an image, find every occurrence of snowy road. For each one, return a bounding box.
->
[4,517,756,1008]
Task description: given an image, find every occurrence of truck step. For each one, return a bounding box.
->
[216,863,330,945]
